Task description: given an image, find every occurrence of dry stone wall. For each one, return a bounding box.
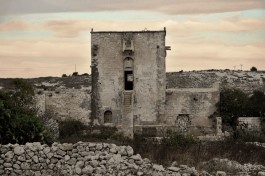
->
[0,142,199,176]
[1,142,265,176]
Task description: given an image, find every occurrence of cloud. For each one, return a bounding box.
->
[0,20,31,31]
[0,0,264,16]
[167,41,265,71]
[0,38,91,77]
[0,34,264,77]
[1,17,264,38]
[41,18,265,38]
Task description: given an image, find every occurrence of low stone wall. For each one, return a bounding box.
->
[0,142,198,176]
[237,117,261,131]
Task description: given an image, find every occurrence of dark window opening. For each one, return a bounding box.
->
[92,45,98,57]
[104,110,112,123]
[125,71,133,90]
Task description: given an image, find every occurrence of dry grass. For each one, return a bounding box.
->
[132,140,265,167]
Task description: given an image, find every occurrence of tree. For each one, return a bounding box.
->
[250,66,257,72]
[217,88,248,127]
[0,79,50,144]
[246,91,265,117]
[72,72,78,76]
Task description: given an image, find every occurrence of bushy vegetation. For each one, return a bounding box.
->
[0,79,50,144]
[59,120,86,138]
[131,135,265,166]
[161,131,198,148]
[227,129,265,143]
[250,66,257,72]
[217,88,248,127]
[217,88,265,129]
[58,119,120,143]
[72,72,78,76]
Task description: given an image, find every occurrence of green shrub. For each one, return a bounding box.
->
[0,79,51,144]
[217,88,248,127]
[72,72,78,76]
[161,131,198,148]
[227,129,265,143]
[110,132,132,145]
[250,66,257,72]
[89,127,118,140]
[59,120,86,138]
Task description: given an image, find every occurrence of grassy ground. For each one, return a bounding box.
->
[58,120,265,168]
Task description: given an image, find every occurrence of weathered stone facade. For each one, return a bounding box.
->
[90,29,221,137]
[165,85,220,136]
[91,30,167,137]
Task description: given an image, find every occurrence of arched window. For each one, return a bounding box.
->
[104,110,112,123]
[124,57,133,70]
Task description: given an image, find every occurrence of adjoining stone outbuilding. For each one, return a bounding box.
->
[90,29,220,137]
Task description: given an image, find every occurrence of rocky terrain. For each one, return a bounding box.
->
[1,70,264,94]
[167,70,265,93]
[1,142,265,176]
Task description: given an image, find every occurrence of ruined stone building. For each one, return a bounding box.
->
[2,29,264,137]
[90,29,219,137]
[7,29,265,138]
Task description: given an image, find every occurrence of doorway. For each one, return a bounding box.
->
[124,71,133,90]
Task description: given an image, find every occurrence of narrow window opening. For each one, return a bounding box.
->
[125,71,133,90]
[104,110,112,123]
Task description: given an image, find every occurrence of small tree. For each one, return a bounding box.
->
[0,79,50,144]
[62,74,67,77]
[72,72,78,76]
[246,91,265,117]
[217,88,248,127]
[250,66,257,72]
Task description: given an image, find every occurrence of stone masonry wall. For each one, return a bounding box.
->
[36,87,91,125]
[237,117,261,131]
[165,86,220,136]
[0,76,91,125]
[91,31,166,137]
[0,142,198,176]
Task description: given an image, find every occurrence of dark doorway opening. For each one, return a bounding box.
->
[125,71,133,90]
[104,110,112,123]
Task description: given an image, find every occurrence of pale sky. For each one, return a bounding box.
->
[0,0,265,78]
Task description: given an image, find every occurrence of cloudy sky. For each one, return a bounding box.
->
[0,0,265,78]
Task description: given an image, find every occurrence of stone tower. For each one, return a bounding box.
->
[91,29,167,137]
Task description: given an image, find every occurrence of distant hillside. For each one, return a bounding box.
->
[167,70,265,93]
[1,70,264,93]
[0,75,91,91]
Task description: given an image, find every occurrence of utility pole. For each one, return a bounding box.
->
[75,64,76,72]
[240,64,243,71]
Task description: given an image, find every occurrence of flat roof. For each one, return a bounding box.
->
[91,28,166,34]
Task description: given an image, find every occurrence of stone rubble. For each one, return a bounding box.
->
[199,158,265,176]
[0,142,265,176]
[0,142,199,176]
[246,142,265,148]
